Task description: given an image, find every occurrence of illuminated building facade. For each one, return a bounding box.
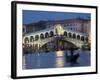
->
[23,18,91,43]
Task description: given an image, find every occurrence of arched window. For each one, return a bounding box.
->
[50,31,54,37]
[70,28,72,30]
[23,27,25,33]
[30,36,34,42]
[85,37,88,42]
[32,44,34,49]
[73,34,76,38]
[77,35,80,40]
[68,33,72,38]
[35,35,39,41]
[24,37,29,44]
[81,36,84,41]
[64,31,67,36]
[40,33,44,39]
[45,32,49,38]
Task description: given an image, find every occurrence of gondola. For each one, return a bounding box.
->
[66,53,80,63]
[65,48,80,63]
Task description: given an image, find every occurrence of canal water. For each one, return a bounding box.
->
[23,50,90,69]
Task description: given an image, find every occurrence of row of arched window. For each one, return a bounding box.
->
[63,31,88,41]
[24,31,88,44]
[24,31,54,44]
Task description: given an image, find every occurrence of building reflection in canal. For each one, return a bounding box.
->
[22,50,90,69]
[56,51,64,67]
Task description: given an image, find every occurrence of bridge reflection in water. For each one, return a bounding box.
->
[22,50,90,69]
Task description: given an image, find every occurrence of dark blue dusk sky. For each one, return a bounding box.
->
[23,10,90,24]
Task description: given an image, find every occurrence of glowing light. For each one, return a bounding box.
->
[56,51,64,57]
[55,51,64,67]
[56,57,64,67]
[55,24,64,36]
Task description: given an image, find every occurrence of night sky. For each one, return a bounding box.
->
[23,10,90,24]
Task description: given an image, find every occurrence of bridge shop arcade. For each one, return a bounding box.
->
[22,24,89,54]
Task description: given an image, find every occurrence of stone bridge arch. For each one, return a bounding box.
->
[38,36,85,49]
[23,24,88,49]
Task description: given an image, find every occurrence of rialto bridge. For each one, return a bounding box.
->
[23,24,89,51]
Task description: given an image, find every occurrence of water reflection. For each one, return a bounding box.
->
[56,51,64,57]
[22,55,26,69]
[23,50,90,69]
[56,51,64,67]
[37,53,40,67]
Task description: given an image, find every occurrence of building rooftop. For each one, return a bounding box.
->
[24,18,90,26]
